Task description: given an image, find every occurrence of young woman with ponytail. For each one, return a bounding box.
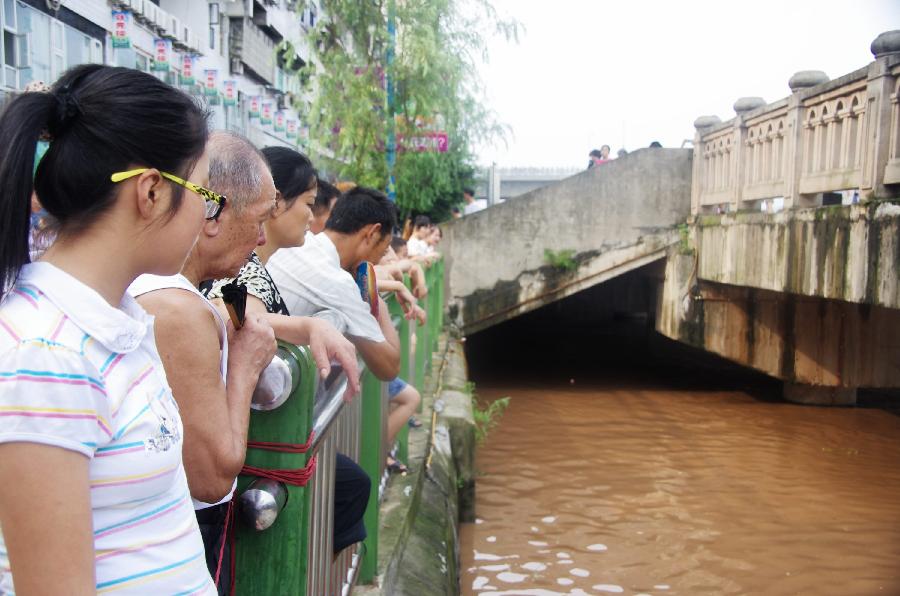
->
[0,65,217,594]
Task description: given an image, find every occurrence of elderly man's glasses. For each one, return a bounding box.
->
[110,168,226,220]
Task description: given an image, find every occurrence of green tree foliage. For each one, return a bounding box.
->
[297,0,517,221]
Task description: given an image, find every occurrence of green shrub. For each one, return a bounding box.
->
[543,248,578,271]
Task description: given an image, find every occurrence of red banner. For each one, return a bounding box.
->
[397,132,449,153]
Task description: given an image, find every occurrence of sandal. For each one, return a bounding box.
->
[386,456,410,475]
[408,416,423,428]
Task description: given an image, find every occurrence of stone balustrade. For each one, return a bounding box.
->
[692,30,900,214]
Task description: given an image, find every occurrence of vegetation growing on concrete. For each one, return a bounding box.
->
[697,214,722,227]
[543,248,578,272]
[466,381,510,444]
[676,223,695,256]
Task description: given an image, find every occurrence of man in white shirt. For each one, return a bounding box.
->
[406,215,433,257]
[268,186,401,381]
[462,187,487,215]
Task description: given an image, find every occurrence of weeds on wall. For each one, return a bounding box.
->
[677,223,695,256]
[466,381,510,444]
[543,248,578,272]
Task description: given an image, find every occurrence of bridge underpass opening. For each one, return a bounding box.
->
[463,260,771,391]
[458,262,900,596]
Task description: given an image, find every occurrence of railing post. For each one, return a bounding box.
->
[414,290,428,390]
[358,369,383,583]
[387,293,411,465]
[732,97,766,211]
[233,343,316,596]
[861,44,899,200]
[783,89,807,209]
[691,116,722,215]
[437,259,444,332]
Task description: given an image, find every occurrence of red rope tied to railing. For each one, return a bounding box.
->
[240,456,318,487]
[240,430,318,487]
[214,499,234,588]
[246,431,314,453]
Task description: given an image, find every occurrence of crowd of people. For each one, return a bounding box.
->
[0,65,443,594]
[588,141,663,168]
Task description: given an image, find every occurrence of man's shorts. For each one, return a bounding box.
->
[388,377,408,399]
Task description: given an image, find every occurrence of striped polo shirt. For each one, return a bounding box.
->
[0,263,214,595]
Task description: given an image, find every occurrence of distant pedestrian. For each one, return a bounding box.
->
[588,145,611,168]
[462,187,486,215]
[407,215,433,257]
[649,141,663,148]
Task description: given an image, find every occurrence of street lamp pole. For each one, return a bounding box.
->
[385,0,397,202]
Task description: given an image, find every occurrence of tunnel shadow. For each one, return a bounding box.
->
[464,263,783,400]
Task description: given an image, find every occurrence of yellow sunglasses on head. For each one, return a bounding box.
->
[110,168,226,220]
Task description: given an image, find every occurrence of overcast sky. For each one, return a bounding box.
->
[474,0,900,168]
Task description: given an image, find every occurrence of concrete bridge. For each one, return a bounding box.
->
[441,30,900,405]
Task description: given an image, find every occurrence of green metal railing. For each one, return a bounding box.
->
[233,258,444,592]
[234,342,316,595]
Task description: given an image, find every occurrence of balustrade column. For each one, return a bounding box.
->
[732,97,766,211]
[861,37,900,199]
[692,116,721,215]
[783,92,807,209]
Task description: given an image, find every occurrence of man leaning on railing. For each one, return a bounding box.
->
[267,186,402,383]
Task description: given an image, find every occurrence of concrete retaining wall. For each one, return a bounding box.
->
[695,201,900,309]
[356,337,475,596]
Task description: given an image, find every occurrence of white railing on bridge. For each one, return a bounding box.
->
[691,30,900,215]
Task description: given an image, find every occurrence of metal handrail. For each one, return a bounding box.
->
[309,365,351,456]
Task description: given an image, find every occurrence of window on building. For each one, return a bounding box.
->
[3,30,16,88]
[17,5,53,88]
[208,3,219,52]
[134,51,149,72]
[1,2,104,90]
[51,19,64,79]
[3,0,14,30]
[90,38,102,64]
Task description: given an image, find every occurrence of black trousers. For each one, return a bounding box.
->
[334,453,371,554]
[195,502,231,596]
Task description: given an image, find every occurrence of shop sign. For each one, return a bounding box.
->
[152,38,171,71]
[112,10,131,49]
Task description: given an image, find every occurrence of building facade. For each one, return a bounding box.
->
[0,0,317,149]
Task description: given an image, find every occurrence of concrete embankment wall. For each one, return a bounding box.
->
[357,336,475,595]
[442,149,693,334]
[693,202,900,310]
[657,201,900,391]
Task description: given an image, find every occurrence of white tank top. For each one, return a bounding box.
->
[128,273,234,509]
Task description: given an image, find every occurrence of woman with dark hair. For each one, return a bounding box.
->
[0,65,216,593]
[206,146,369,555]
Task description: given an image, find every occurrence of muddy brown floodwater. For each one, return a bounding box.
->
[459,378,900,596]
